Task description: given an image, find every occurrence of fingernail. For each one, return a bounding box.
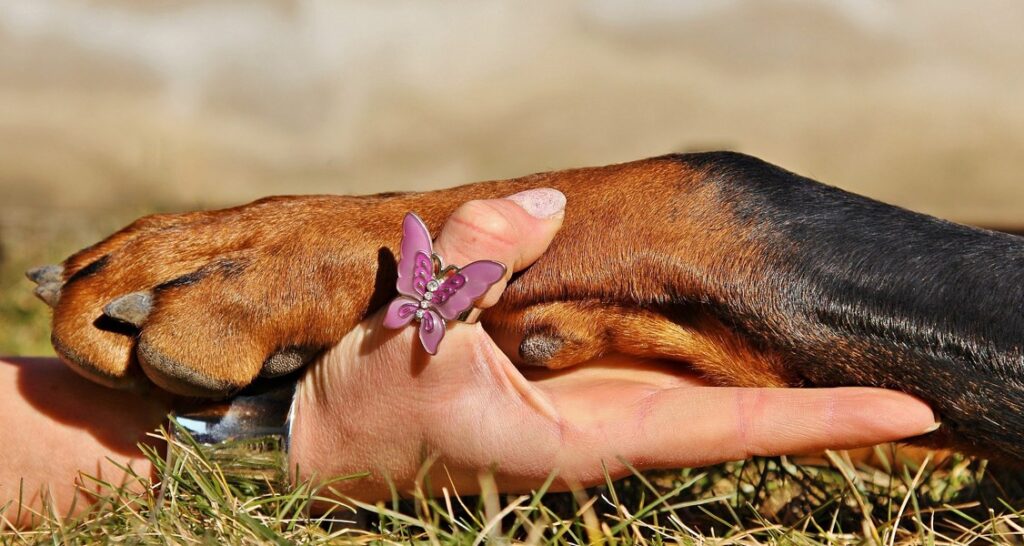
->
[506,188,566,219]
[921,421,942,434]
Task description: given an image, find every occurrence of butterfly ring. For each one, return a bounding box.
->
[382,212,507,354]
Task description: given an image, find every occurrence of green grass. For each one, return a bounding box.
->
[3,427,1024,544]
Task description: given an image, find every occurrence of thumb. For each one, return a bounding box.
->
[432,188,566,308]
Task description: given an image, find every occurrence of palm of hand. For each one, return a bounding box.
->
[290,309,930,500]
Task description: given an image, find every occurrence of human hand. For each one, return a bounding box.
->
[288,190,938,501]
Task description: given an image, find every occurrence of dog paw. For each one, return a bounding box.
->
[30,197,404,397]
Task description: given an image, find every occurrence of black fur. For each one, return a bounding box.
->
[672,152,1024,458]
[65,255,110,286]
[155,259,247,292]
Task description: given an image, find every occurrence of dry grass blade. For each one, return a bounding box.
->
[1,424,1024,543]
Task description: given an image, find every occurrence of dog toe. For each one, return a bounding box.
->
[134,281,269,397]
[136,324,266,397]
[51,309,143,389]
[136,334,251,397]
[48,265,151,389]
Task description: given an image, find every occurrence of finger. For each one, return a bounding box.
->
[432,189,565,308]
[578,386,937,470]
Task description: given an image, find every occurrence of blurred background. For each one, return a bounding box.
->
[2,0,1023,354]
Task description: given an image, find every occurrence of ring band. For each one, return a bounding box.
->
[457,307,484,324]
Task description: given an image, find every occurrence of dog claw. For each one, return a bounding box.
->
[26,264,63,285]
[103,291,154,327]
[33,283,61,307]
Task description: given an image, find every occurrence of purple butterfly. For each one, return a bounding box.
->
[382,212,506,354]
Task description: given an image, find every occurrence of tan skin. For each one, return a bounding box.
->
[0,191,937,525]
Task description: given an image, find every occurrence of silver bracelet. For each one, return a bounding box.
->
[168,377,299,492]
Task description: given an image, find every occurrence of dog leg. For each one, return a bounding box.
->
[487,301,794,388]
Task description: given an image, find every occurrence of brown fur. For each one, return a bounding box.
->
[490,303,791,387]
[49,157,784,396]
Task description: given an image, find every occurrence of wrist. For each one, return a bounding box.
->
[287,375,325,485]
[288,334,427,504]
[289,363,390,502]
